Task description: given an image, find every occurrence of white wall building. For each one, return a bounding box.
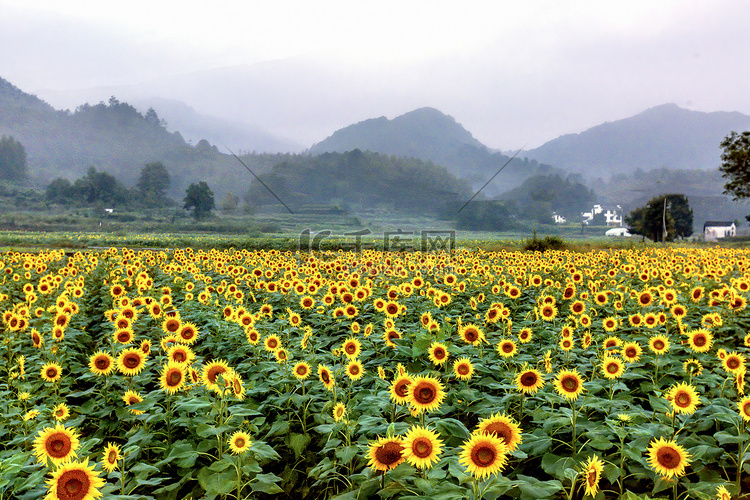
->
[704,221,736,241]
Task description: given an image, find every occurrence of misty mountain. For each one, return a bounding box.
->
[526,104,750,175]
[0,76,285,198]
[130,98,304,154]
[309,107,561,194]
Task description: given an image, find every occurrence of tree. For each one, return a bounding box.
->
[625,194,693,242]
[137,162,171,207]
[184,182,215,219]
[0,135,28,181]
[71,167,128,205]
[46,178,73,204]
[719,131,750,220]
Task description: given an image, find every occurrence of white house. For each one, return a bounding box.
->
[552,213,567,224]
[581,204,623,226]
[704,221,736,241]
[605,227,631,237]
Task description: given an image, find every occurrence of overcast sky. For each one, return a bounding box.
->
[2,0,750,149]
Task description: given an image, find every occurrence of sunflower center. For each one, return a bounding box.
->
[654,340,665,350]
[434,348,446,359]
[728,358,741,369]
[95,358,109,369]
[47,434,71,457]
[345,344,356,354]
[502,343,513,353]
[656,447,680,469]
[694,335,707,347]
[395,380,410,397]
[607,363,619,374]
[173,351,186,362]
[321,371,330,384]
[349,365,360,375]
[412,438,432,458]
[471,444,496,467]
[235,438,245,448]
[675,392,691,408]
[587,469,597,487]
[167,370,182,387]
[108,450,117,463]
[464,329,478,342]
[47,368,58,379]
[562,376,579,392]
[520,372,538,387]
[457,364,470,375]
[625,348,636,358]
[415,384,436,404]
[124,355,140,369]
[375,441,404,467]
[207,366,226,383]
[484,423,511,444]
[58,469,90,500]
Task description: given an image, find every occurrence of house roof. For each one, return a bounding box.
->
[703,221,736,228]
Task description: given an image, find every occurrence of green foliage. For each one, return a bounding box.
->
[137,162,171,207]
[626,194,693,242]
[499,174,596,221]
[184,181,215,219]
[454,200,518,231]
[523,234,566,252]
[720,131,750,217]
[244,149,470,215]
[0,135,27,181]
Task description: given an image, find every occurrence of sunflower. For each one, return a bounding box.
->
[88,352,115,376]
[407,375,446,414]
[647,437,691,478]
[402,426,443,469]
[687,329,713,353]
[31,329,43,348]
[554,369,585,401]
[41,362,63,382]
[102,442,121,473]
[390,374,413,405]
[602,316,618,332]
[666,382,700,415]
[34,423,80,465]
[690,286,704,302]
[621,342,642,363]
[263,334,282,352]
[346,359,365,381]
[582,455,604,498]
[383,329,402,348]
[638,290,654,307]
[159,362,186,395]
[228,430,252,454]
[716,485,732,500]
[570,300,585,315]
[683,358,703,377]
[518,327,533,343]
[202,360,233,393]
[648,335,670,355]
[475,413,523,452]
[44,458,105,500]
[559,337,574,351]
[670,304,687,319]
[384,300,401,318]
[117,348,147,377]
[515,368,545,394]
[601,356,625,379]
[161,316,181,335]
[53,403,70,421]
[723,351,746,375]
[333,402,347,422]
[168,344,195,366]
[428,342,449,366]
[628,313,644,327]
[293,361,311,380]
[342,337,361,359]
[539,304,558,321]
[177,322,199,344]
[122,390,145,415]
[453,358,474,381]
[459,433,508,479]
[497,338,518,358]
[367,436,405,471]
[318,364,335,391]
[738,395,750,421]
[139,339,152,355]
[245,328,260,345]
[459,323,485,346]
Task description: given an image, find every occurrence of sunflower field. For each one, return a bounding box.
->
[2,245,750,499]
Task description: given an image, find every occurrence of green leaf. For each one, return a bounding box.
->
[336,445,359,465]
[434,418,471,441]
[288,432,311,458]
[251,473,284,494]
[516,474,563,500]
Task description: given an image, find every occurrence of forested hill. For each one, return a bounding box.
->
[0,76,292,198]
[244,149,472,214]
[526,103,750,175]
[309,107,560,194]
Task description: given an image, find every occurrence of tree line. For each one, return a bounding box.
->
[45,162,214,219]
